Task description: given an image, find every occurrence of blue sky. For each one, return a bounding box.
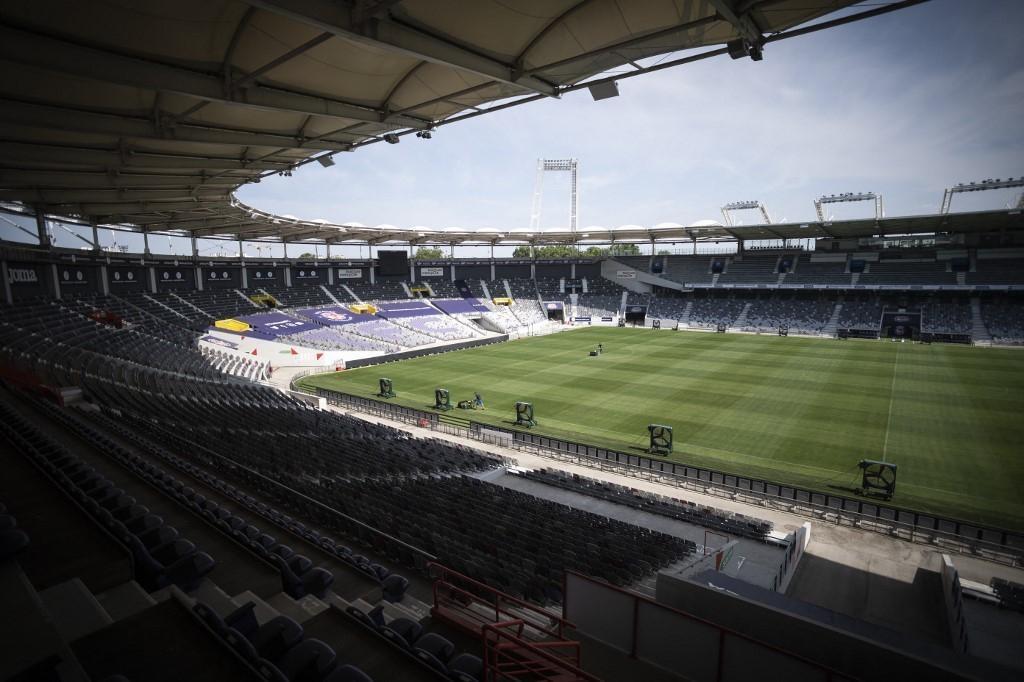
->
[236,0,1024,243]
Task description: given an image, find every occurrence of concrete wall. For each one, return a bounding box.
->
[495,263,531,279]
[534,263,568,278]
[416,264,450,280]
[6,261,51,300]
[566,571,834,682]
[940,554,970,655]
[454,264,490,279]
[600,259,653,293]
[204,266,242,290]
[106,265,147,293]
[56,264,102,295]
[650,571,978,682]
[155,266,196,292]
[290,266,328,286]
[776,522,811,594]
[603,258,693,293]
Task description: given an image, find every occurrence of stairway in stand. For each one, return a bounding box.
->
[970,297,992,345]
[823,303,843,337]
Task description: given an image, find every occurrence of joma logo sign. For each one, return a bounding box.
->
[8,268,38,284]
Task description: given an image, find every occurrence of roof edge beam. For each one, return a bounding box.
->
[0,98,353,152]
[0,22,430,130]
[0,141,291,171]
[245,0,559,97]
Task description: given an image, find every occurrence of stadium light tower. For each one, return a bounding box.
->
[529,158,579,251]
[721,200,771,226]
[814,192,883,222]
[940,177,1024,214]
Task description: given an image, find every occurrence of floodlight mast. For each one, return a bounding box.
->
[529,158,579,252]
[939,177,1024,214]
[720,200,771,226]
[814,192,883,222]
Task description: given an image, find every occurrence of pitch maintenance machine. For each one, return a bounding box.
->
[378,377,395,398]
[857,460,897,499]
[515,402,536,428]
[648,424,673,456]
[434,388,451,411]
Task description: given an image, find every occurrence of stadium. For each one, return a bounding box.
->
[0,1,1022,681]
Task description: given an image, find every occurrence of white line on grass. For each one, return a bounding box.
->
[881,345,901,462]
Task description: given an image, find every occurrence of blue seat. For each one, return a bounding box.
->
[277,639,336,682]
[0,529,29,559]
[274,555,334,599]
[380,617,421,649]
[447,653,483,682]
[323,665,374,682]
[413,633,455,674]
[224,627,260,661]
[381,574,409,602]
[250,615,304,662]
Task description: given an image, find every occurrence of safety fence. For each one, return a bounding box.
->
[309,387,1024,567]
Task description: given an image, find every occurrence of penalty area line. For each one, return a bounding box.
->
[881,345,900,463]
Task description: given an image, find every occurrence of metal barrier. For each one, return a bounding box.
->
[482,621,597,682]
[428,562,573,642]
[308,386,1024,567]
[426,561,595,681]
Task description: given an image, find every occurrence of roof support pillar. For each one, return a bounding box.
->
[143,232,150,256]
[35,208,50,247]
[1,261,12,304]
[50,264,61,300]
[92,224,101,251]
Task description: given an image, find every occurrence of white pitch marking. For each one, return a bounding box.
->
[881,345,901,462]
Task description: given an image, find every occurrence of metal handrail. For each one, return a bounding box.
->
[482,620,598,682]
[428,562,573,640]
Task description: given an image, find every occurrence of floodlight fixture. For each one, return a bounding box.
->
[813,192,882,221]
[727,38,763,61]
[588,80,620,101]
[721,200,771,226]
[940,176,1024,213]
[383,134,400,144]
[316,155,336,168]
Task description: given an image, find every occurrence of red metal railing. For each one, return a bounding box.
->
[428,563,600,680]
[428,562,573,641]
[482,620,600,682]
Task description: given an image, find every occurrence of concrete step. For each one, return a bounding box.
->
[95,580,156,622]
[232,589,284,626]
[325,592,352,611]
[38,577,114,642]
[265,591,329,623]
[190,579,239,617]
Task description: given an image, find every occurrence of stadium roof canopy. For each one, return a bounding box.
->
[0,0,938,245]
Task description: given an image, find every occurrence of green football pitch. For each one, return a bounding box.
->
[298,328,1024,530]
